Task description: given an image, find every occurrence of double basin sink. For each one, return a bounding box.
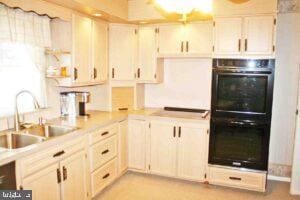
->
[0,124,78,150]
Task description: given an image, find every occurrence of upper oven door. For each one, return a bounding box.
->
[211,68,274,120]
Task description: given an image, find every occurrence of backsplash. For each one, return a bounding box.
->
[278,0,300,13]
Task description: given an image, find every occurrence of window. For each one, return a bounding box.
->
[0,4,51,117]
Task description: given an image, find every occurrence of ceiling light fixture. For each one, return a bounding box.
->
[153,0,213,22]
[94,13,102,17]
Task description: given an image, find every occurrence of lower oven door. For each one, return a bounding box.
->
[209,118,270,171]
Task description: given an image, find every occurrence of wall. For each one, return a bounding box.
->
[145,59,212,109]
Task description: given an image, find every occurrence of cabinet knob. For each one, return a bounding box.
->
[178,126,181,138]
[238,39,241,52]
[112,68,115,79]
[74,68,78,80]
[57,169,61,183]
[137,68,141,78]
[186,41,189,53]
[181,41,184,52]
[94,68,97,79]
[245,39,248,52]
[63,166,68,181]
[173,126,176,137]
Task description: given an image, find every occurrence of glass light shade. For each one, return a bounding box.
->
[154,0,213,14]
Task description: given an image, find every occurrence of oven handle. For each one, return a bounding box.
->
[212,118,269,127]
[214,70,272,75]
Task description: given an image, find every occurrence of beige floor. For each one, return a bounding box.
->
[95,172,300,200]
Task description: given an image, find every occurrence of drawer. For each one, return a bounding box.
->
[90,136,117,172]
[91,158,117,197]
[208,166,267,192]
[90,124,118,145]
[19,136,87,178]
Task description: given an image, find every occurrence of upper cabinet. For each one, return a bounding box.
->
[213,15,276,58]
[109,24,138,81]
[137,26,163,83]
[157,22,213,57]
[50,14,109,87]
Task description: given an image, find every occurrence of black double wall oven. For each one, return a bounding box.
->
[209,59,275,171]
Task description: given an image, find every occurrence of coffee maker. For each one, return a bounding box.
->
[60,91,90,116]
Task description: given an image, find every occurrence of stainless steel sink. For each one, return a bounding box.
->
[25,124,78,138]
[0,133,44,150]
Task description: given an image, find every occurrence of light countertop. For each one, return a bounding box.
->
[0,108,210,166]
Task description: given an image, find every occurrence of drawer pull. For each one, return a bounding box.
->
[102,149,109,155]
[53,150,65,157]
[229,177,242,181]
[63,166,68,181]
[119,108,128,111]
[101,131,109,136]
[103,173,110,179]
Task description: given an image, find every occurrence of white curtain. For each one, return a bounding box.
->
[0,3,51,117]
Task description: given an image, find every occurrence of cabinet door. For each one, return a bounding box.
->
[60,151,88,200]
[137,26,157,82]
[157,24,184,55]
[243,16,275,55]
[72,14,92,83]
[214,17,243,55]
[109,24,137,80]
[22,163,61,200]
[128,119,147,170]
[119,120,128,174]
[150,121,177,177]
[177,124,209,181]
[92,20,108,82]
[186,22,213,55]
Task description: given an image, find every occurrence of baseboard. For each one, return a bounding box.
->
[267,175,291,182]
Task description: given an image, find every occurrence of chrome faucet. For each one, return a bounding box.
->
[14,90,41,132]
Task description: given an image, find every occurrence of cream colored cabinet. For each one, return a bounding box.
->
[60,151,88,200]
[213,17,243,55]
[22,164,61,200]
[92,20,108,82]
[118,120,128,174]
[72,14,92,84]
[177,125,208,181]
[157,23,212,57]
[157,24,184,55]
[109,24,137,81]
[128,119,147,171]
[185,22,213,56]
[19,137,89,200]
[51,14,108,87]
[149,120,209,182]
[150,121,177,177]
[243,16,275,55]
[137,26,163,83]
[213,15,276,58]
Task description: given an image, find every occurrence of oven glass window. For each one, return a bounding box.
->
[213,125,264,162]
[217,75,268,113]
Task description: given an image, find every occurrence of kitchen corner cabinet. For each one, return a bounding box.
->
[137,26,163,83]
[109,24,138,81]
[213,15,276,58]
[128,119,147,171]
[149,121,209,182]
[157,22,212,57]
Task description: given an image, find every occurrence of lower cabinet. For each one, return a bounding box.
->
[19,137,89,200]
[22,164,61,200]
[128,119,147,171]
[149,120,209,182]
[118,120,128,174]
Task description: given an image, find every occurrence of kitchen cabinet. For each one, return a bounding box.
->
[137,26,163,83]
[60,151,88,200]
[213,17,243,55]
[128,119,147,171]
[118,120,128,174]
[157,23,212,57]
[213,15,276,58]
[149,120,209,182]
[22,164,61,200]
[19,137,89,200]
[72,14,92,84]
[50,14,108,87]
[150,122,177,177]
[92,20,108,82]
[243,16,275,55]
[109,24,137,81]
